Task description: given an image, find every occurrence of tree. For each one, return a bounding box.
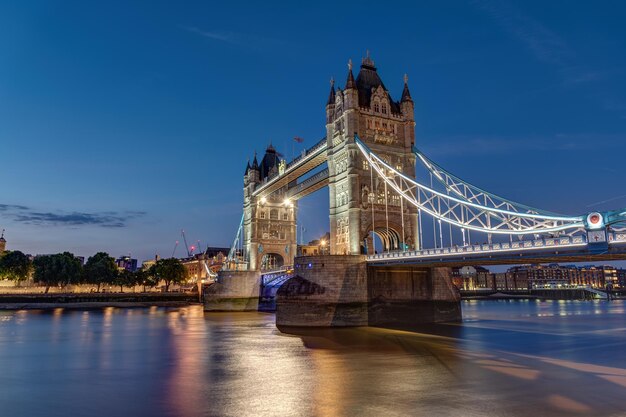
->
[113,269,135,293]
[0,250,32,285]
[153,258,188,292]
[84,252,117,292]
[33,252,82,292]
[136,268,157,292]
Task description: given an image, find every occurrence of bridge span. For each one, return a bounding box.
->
[368,233,626,267]
[208,54,626,331]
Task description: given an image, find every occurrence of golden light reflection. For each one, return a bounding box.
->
[166,306,210,417]
[310,343,348,417]
[481,365,540,380]
[546,394,592,413]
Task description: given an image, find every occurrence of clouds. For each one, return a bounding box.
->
[183,26,287,51]
[0,204,146,228]
[472,0,626,120]
[422,133,625,157]
[472,0,571,66]
[471,0,607,85]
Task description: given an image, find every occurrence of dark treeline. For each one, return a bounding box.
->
[0,250,188,293]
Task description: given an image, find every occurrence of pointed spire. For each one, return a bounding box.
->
[362,50,375,68]
[401,73,413,102]
[326,77,336,106]
[345,59,356,89]
[252,152,259,170]
[244,158,251,175]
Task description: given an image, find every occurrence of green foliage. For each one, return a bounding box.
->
[113,269,135,292]
[33,252,83,289]
[152,258,188,292]
[84,252,118,291]
[137,268,158,292]
[0,250,32,283]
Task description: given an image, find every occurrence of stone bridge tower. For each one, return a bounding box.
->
[243,145,297,271]
[326,53,418,255]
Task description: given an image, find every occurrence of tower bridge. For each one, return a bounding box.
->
[206,53,626,330]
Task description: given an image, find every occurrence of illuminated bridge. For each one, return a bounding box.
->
[224,131,626,270]
[208,54,626,327]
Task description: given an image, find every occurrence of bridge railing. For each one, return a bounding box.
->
[367,235,589,261]
[286,137,327,170]
[609,231,626,243]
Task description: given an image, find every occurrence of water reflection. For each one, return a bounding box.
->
[0,301,625,416]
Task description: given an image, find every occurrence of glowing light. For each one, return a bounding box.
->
[260,197,267,204]
[586,212,604,229]
[283,198,292,207]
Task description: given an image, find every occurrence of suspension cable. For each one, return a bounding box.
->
[355,138,585,235]
[384,174,390,252]
[400,191,405,251]
[370,160,376,254]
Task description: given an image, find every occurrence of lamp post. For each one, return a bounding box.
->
[320,239,327,255]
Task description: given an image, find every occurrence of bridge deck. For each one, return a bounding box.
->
[253,139,328,198]
[367,235,626,267]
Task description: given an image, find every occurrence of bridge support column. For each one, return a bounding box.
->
[204,270,261,311]
[276,255,369,327]
[275,256,461,330]
[367,265,461,329]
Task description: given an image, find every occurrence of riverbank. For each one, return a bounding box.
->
[0,293,200,310]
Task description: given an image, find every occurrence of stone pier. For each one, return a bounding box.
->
[276,255,369,327]
[276,255,461,330]
[204,270,260,311]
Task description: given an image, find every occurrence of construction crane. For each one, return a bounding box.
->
[171,240,179,258]
[181,229,195,257]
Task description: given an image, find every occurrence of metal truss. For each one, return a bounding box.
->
[356,137,585,235]
[225,213,247,269]
[413,147,559,216]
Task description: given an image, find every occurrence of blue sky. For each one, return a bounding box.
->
[1,0,625,262]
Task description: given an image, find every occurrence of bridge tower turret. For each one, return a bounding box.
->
[326,53,419,255]
[243,146,297,271]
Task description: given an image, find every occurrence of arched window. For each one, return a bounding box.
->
[374,103,380,113]
[270,209,278,220]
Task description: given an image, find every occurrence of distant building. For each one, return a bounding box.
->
[115,256,138,272]
[181,248,229,282]
[142,259,157,270]
[0,229,6,253]
[507,264,624,289]
[507,264,569,289]
[297,233,330,256]
[452,263,626,292]
[452,266,492,290]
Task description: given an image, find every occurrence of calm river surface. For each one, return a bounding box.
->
[1,300,626,417]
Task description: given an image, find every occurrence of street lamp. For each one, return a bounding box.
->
[320,239,327,255]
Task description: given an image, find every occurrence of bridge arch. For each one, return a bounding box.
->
[363,221,411,254]
[260,253,284,271]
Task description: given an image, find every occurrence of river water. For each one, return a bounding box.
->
[1,300,625,417]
